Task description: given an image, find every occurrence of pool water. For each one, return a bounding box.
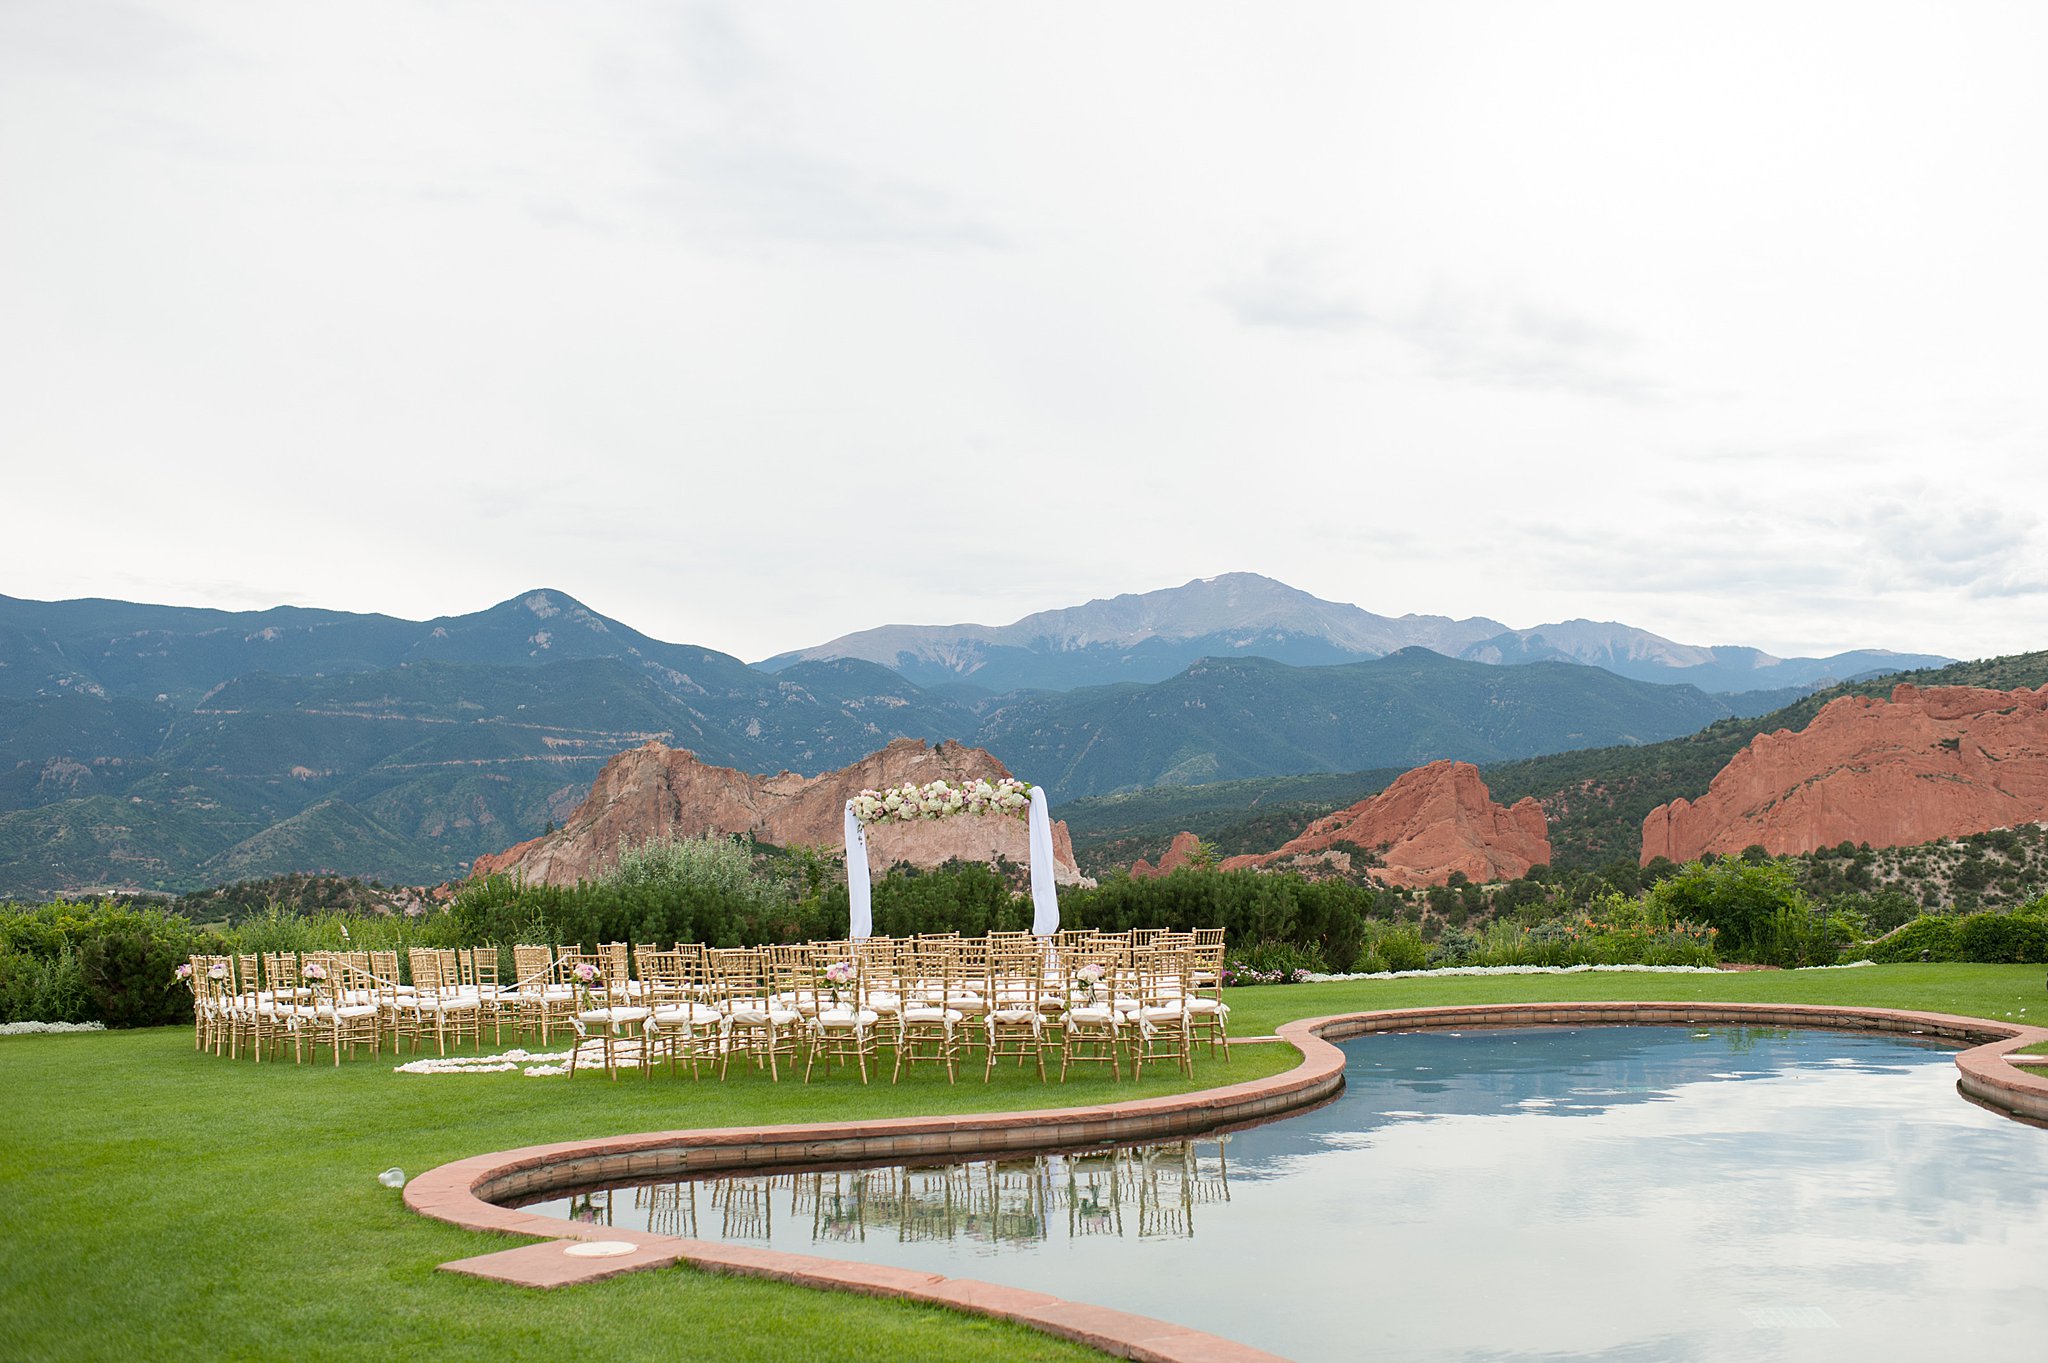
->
[515,1027,2048,1362]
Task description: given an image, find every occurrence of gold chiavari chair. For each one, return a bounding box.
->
[1128,946,1194,1079]
[1184,938,1231,1058]
[940,937,991,1061]
[456,946,514,1045]
[853,936,904,1032]
[767,944,823,1021]
[893,940,963,1084]
[983,938,1049,1081]
[1058,948,1127,1081]
[600,942,640,1003]
[508,945,571,1044]
[295,958,382,1065]
[566,944,650,1081]
[805,947,879,1084]
[642,945,722,1080]
[236,952,287,1062]
[405,947,481,1055]
[711,948,802,1081]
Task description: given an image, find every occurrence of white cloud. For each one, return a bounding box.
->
[1,0,2044,665]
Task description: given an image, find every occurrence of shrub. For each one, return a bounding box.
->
[0,943,90,1024]
[77,930,192,1028]
[1428,927,1481,968]
[1752,905,1856,969]
[1232,940,1329,975]
[1862,915,1961,964]
[0,902,225,1027]
[1955,912,2048,963]
[1366,924,1430,972]
[1644,859,1810,961]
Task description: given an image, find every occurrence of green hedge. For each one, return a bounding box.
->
[0,903,226,1027]
[1861,910,2048,964]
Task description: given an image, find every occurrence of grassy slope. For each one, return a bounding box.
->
[4,965,2042,1363]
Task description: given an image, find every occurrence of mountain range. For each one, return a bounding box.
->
[0,580,1951,897]
[759,573,1948,695]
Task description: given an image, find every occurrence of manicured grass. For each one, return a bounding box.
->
[1221,962,2047,1037]
[0,1029,1294,1363]
[4,964,2041,1363]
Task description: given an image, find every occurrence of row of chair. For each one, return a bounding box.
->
[185,930,1232,1082]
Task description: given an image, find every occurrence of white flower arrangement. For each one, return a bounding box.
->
[848,777,1033,826]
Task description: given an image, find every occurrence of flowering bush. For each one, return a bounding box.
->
[848,778,1033,825]
[1222,960,1316,987]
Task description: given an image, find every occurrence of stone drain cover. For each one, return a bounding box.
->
[563,1240,640,1259]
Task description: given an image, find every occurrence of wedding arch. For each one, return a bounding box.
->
[842,777,1059,939]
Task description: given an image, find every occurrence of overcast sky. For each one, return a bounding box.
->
[3,1,2043,664]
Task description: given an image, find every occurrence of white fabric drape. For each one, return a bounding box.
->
[1029,785,1060,936]
[844,800,873,940]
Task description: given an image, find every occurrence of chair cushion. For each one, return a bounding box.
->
[901,1005,963,1025]
[728,1006,801,1026]
[577,1006,650,1024]
[650,1004,723,1025]
[814,1008,880,1027]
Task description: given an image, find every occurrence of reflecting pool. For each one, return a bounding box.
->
[513,1027,2048,1362]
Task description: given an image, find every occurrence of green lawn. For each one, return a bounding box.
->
[3,965,2042,1363]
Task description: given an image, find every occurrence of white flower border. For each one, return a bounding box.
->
[1296,959,1877,983]
[848,777,1032,825]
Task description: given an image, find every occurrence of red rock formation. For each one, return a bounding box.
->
[1219,760,1550,887]
[472,737,1089,887]
[1131,831,1205,879]
[1641,682,2048,864]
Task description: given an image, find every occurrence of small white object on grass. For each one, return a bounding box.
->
[563,1240,639,1259]
[378,1168,406,1189]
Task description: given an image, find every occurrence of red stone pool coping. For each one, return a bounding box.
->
[406,1002,2048,1363]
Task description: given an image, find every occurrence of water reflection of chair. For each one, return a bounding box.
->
[959,1158,1049,1247]
[1135,1143,1196,1239]
[898,1164,970,1242]
[712,1175,775,1239]
[1066,1150,1125,1238]
[635,1181,698,1238]
[1186,1137,1231,1206]
[566,1187,614,1229]
[801,1171,871,1243]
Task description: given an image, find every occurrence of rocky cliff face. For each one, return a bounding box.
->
[1219,760,1550,887]
[1640,683,2048,864]
[1131,831,1205,879]
[472,737,1088,887]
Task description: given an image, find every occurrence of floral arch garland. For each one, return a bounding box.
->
[842,777,1059,938]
